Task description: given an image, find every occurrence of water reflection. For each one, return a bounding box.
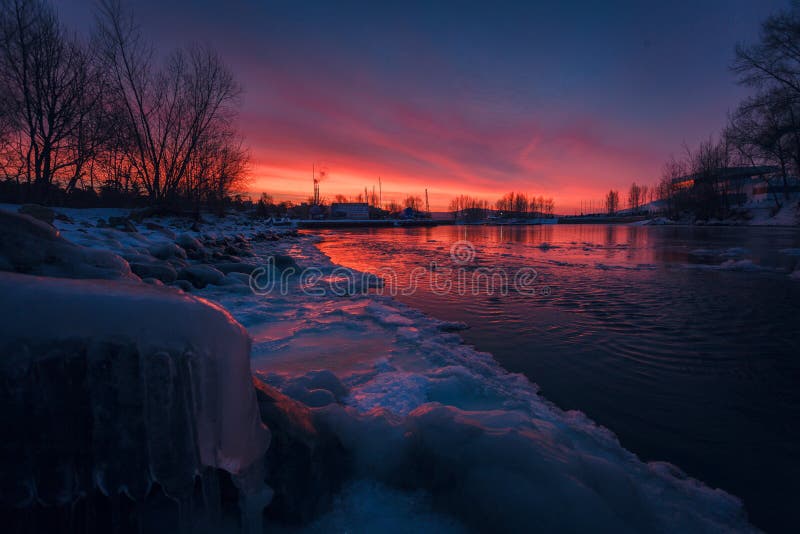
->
[316,224,800,533]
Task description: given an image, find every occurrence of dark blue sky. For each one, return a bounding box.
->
[59,0,788,209]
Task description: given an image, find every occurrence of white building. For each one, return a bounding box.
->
[330,202,370,220]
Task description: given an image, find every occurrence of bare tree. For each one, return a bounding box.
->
[403,194,422,211]
[731,4,800,206]
[449,194,489,221]
[733,7,800,95]
[512,191,528,215]
[659,155,689,218]
[639,184,649,209]
[0,0,95,200]
[95,0,242,203]
[627,182,642,211]
[605,189,619,215]
[690,137,732,218]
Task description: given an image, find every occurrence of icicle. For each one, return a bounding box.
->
[177,494,192,534]
[232,458,272,534]
[200,467,222,527]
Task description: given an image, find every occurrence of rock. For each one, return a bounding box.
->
[253,231,279,242]
[222,272,252,286]
[122,252,156,264]
[215,262,256,275]
[108,216,137,233]
[303,370,348,402]
[166,257,189,270]
[130,262,177,283]
[0,210,134,280]
[176,234,203,251]
[280,370,348,407]
[283,386,336,408]
[54,213,73,223]
[148,242,187,261]
[273,254,298,271]
[18,204,55,225]
[177,264,225,288]
[142,277,164,286]
[254,380,348,523]
[176,234,207,259]
[144,222,177,239]
[173,279,194,292]
[438,321,469,332]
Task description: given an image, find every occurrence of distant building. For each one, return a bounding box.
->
[750,177,800,204]
[330,202,370,220]
[309,204,324,219]
[671,166,780,205]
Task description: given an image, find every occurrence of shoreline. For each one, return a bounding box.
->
[1,205,760,532]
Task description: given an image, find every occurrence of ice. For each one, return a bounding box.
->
[595,262,657,271]
[305,479,468,533]
[682,259,778,273]
[690,247,750,258]
[689,248,717,256]
[0,210,135,280]
[721,247,749,257]
[366,301,417,326]
[312,400,753,532]
[718,259,765,272]
[0,272,270,507]
[239,231,756,532]
[0,204,760,532]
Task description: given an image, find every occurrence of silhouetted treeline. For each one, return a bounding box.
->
[448,192,555,221]
[658,4,800,220]
[0,0,248,208]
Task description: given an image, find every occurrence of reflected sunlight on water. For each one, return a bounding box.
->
[316,223,800,533]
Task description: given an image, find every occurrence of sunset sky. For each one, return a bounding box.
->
[60,0,786,212]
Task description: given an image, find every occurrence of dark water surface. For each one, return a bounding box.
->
[316,224,800,533]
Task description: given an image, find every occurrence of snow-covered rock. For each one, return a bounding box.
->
[214,261,256,275]
[129,261,178,283]
[253,380,347,523]
[177,264,226,288]
[148,242,187,260]
[176,233,207,259]
[0,210,134,280]
[17,203,55,224]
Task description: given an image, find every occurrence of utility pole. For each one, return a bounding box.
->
[312,164,318,205]
[378,177,382,208]
[425,188,430,216]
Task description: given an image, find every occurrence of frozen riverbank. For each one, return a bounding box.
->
[1,205,759,532]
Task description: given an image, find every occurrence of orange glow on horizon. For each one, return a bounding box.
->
[244,154,655,214]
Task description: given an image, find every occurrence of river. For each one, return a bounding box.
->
[315,223,800,533]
